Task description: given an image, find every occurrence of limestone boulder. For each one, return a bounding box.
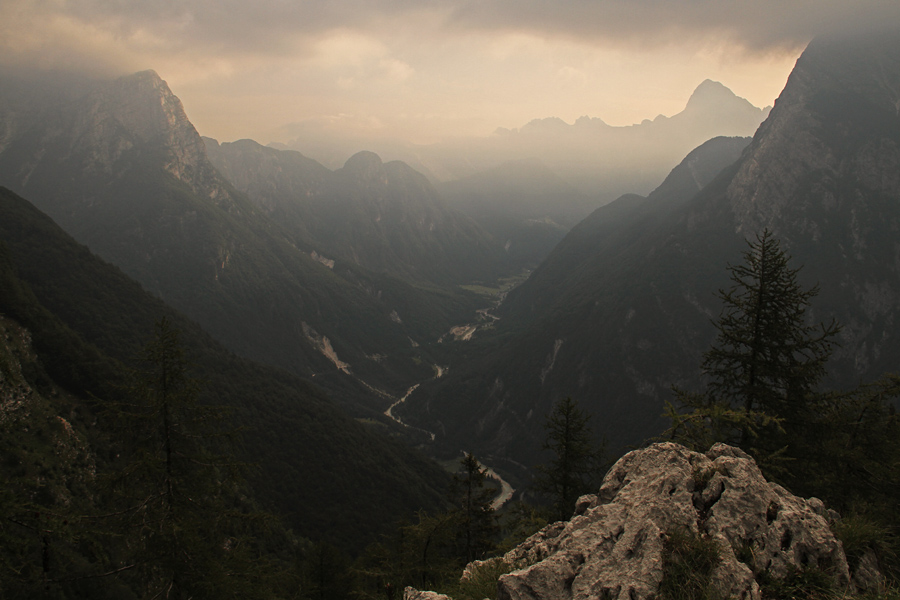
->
[497,442,853,600]
[403,587,451,600]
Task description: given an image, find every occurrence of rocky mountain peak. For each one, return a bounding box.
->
[519,117,570,135]
[80,70,227,200]
[0,67,245,232]
[726,31,900,239]
[684,79,743,112]
[81,70,190,147]
[676,79,769,133]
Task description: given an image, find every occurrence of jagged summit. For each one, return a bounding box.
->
[519,116,570,134]
[674,79,770,134]
[683,79,756,113]
[574,115,609,128]
[94,69,188,138]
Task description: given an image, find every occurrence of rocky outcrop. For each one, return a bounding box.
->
[404,588,451,600]
[0,316,96,505]
[494,442,865,600]
[399,442,893,600]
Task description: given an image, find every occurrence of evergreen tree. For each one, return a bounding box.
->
[665,231,900,581]
[667,230,840,461]
[105,318,269,599]
[303,541,351,600]
[452,453,498,564]
[535,397,605,522]
[404,511,459,590]
[353,509,462,599]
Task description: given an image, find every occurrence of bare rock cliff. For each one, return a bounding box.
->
[0,69,237,212]
[727,32,900,239]
[74,70,235,207]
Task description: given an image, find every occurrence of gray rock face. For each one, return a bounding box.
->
[72,70,236,207]
[403,587,451,600]
[722,31,900,386]
[496,442,853,600]
[0,69,241,218]
[728,33,900,238]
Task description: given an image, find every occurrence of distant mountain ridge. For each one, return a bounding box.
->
[205,138,508,284]
[282,79,770,200]
[401,31,900,470]
[513,80,764,137]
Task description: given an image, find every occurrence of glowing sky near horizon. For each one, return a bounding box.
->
[1,1,897,145]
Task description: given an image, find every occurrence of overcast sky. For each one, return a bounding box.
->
[2,1,897,145]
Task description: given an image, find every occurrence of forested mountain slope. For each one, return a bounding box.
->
[0,186,452,549]
[403,31,900,469]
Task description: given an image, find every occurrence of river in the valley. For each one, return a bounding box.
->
[380,277,530,511]
[382,367,516,510]
[483,463,515,510]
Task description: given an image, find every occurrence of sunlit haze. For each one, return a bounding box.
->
[2,1,896,145]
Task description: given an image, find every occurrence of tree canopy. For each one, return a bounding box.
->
[105,317,278,599]
[535,397,605,521]
[666,230,900,582]
[667,230,840,461]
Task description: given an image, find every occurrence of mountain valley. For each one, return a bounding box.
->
[0,69,498,419]
[399,31,900,476]
[2,26,900,599]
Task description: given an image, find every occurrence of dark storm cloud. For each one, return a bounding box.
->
[4,0,894,144]
[8,0,897,68]
[445,0,900,51]
[33,0,434,55]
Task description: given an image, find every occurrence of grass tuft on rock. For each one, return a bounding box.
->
[659,527,726,600]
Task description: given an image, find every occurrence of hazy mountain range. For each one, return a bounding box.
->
[1,28,898,562]
[277,79,771,200]
[398,30,900,476]
[0,69,499,418]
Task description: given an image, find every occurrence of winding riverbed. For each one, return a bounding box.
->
[382,368,516,510]
[384,382,435,441]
